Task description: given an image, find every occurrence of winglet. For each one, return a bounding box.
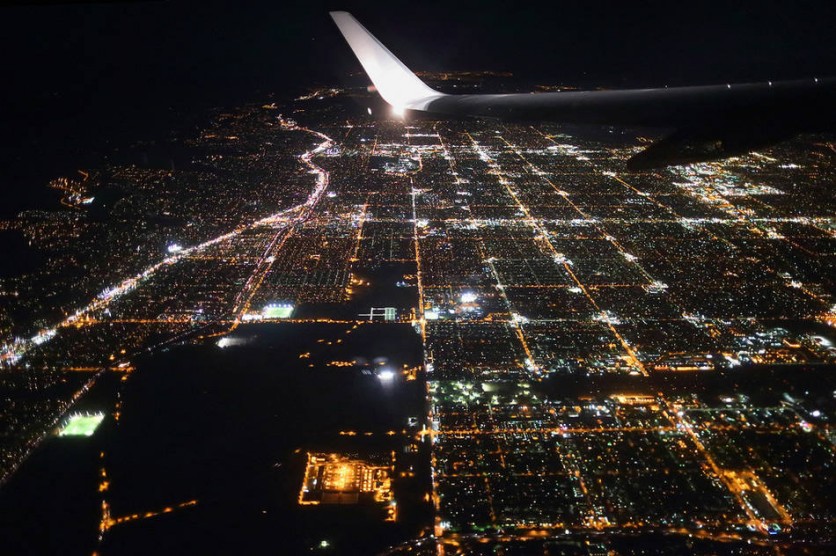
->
[330,11,445,111]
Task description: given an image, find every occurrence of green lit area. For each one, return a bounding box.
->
[58,412,105,437]
[262,303,294,319]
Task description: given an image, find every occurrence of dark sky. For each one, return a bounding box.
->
[1,0,835,191]
[4,0,836,106]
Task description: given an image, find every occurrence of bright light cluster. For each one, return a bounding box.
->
[261,303,294,319]
[58,412,105,437]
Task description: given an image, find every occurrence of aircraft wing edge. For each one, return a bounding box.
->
[329,11,445,111]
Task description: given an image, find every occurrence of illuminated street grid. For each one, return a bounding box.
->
[0,80,834,552]
[397,117,835,551]
[427,385,828,541]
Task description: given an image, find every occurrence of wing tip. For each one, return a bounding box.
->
[328,10,443,111]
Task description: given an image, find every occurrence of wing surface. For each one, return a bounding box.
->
[331,11,836,167]
[330,11,445,111]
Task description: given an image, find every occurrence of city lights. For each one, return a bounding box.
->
[1,67,833,554]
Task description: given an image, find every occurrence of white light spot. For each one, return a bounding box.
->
[216,337,247,348]
[460,292,477,303]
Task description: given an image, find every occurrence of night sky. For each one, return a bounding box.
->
[2,0,835,199]
[5,0,836,106]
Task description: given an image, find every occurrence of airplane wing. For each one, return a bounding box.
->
[329,11,445,112]
[330,11,836,168]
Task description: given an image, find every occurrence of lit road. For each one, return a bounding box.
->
[0,118,335,366]
[228,122,334,327]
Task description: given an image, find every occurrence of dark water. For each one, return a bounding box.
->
[0,90,244,221]
[0,323,430,556]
